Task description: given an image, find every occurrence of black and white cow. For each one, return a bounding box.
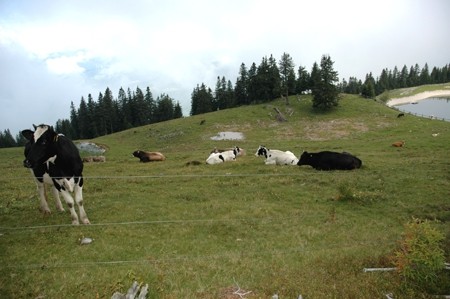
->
[206,146,241,164]
[255,145,299,165]
[22,124,90,225]
[297,151,362,170]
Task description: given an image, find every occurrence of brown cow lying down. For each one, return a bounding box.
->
[132,150,166,162]
[83,156,106,162]
[392,141,405,147]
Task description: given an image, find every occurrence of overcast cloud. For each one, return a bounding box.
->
[1,0,449,136]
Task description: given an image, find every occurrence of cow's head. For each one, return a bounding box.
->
[297,151,312,166]
[21,124,58,168]
[255,145,268,158]
[132,150,142,158]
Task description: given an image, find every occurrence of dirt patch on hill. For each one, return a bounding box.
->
[302,119,369,141]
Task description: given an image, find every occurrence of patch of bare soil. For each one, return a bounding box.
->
[302,119,369,141]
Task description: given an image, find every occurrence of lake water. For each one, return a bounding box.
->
[395,97,450,121]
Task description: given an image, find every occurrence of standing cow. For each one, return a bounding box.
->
[297,151,362,170]
[22,124,90,225]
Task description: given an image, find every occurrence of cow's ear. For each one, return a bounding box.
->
[21,129,34,141]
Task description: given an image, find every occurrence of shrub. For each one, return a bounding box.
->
[392,218,445,290]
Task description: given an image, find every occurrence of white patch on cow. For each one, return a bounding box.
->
[33,125,50,142]
[53,177,75,193]
[46,155,57,165]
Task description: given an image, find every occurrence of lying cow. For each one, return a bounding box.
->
[132,150,166,162]
[392,141,405,147]
[297,151,362,170]
[83,155,106,162]
[255,145,298,165]
[210,146,245,156]
[206,146,240,164]
[22,124,90,225]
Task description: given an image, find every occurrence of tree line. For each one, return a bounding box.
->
[342,63,450,98]
[1,52,449,147]
[190,57,450,114]
[190,53,340,114]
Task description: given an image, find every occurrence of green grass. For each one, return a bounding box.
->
[1,90,449,298]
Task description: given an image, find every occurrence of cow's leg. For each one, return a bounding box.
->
[36,181,51,214]
[59,190,80,225]
[74,184,90,224]
[51,186,65,212]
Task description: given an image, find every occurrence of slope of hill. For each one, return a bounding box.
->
[1,92,449,298]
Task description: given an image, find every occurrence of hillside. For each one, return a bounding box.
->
[1,92,449,298]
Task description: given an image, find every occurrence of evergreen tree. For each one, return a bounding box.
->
[70,101,79,139]
[361,73,376,98]
[268,54,281,100]
[377,68,390,94]
[296,65,311,94]
[256,56,271,102]
[118,87,132,129]
[279,52,296,103]
[134,87,147,126]
[346,77,362,94]
[87,94,98,138]
[15,132,27,146]
[154,93,174,122]
[420,63,430,85]
[144,87,155,124]
[0,129,16,148]
[247,62,258,104]
[173,101,183,118]
[55,119,73,139]
[77,96,89,139]
[399,65,409,88]
[190,83,214,115]
[311,55,339,109]
[391,66,399,89]
[235,63,249,106]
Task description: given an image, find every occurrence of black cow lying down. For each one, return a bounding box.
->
[297,151,362,170]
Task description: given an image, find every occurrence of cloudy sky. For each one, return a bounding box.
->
[1,0,449,136]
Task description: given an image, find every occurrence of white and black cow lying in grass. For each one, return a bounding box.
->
[22,124,90,225]
[297,151,362,170]
[255,145,299,165]
[132,150,166,162]
[206,146,241,164]
[210,147,245,156]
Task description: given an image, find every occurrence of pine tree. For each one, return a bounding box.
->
[420,63,430,85]
[0,129,16,148]
[154,94,174,122]
[296,66,311,94]
[361,73,376,98]
[247,63,258,104]
[235,63,249,106]
[144,87,155,124]
[190,83,213,115]
[77,96,89,139]
[173,101,183,118]
[311,55,339,109]
[70,101,79,139]
[279,52,296,104]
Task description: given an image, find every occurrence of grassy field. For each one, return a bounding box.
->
[1,89,449,298]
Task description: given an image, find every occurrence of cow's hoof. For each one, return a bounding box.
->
[41,209,51,215]
[72,220,80,225]
[82,219,91,225]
